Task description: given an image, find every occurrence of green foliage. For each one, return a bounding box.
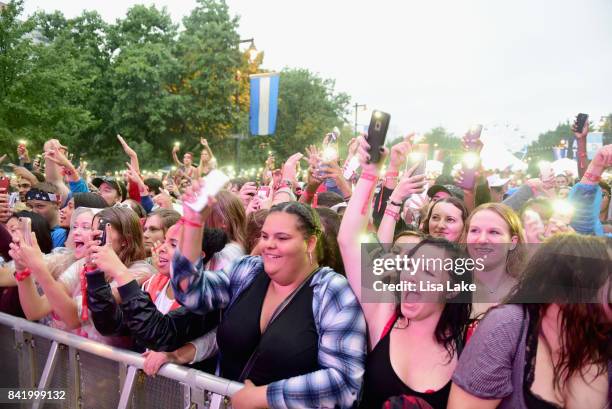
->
[0,0,248,171]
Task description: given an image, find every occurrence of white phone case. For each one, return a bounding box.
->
[185,170,230,212]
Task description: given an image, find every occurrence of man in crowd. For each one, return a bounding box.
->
[171,144,198,179]
[92,177,127,206]
[25,182,67,248]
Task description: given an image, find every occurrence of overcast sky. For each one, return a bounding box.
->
[22,0,612,147]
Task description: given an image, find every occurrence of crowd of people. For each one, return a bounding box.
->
[0,120,610,409]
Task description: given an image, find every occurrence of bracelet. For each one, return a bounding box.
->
[360,172,379,182]
[387,199,403,207]
[384,208,400,222]
[14,268,32,282]
[179,217,204,228]
[583,172,601,183]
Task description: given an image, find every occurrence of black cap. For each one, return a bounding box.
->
[426,184,465,201]
[92,177,127,201]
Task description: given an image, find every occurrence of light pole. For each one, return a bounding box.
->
[353,103,367,135]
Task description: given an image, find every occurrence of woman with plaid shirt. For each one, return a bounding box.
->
[171,193,366,409]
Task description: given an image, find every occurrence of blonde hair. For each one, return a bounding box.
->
[461,202,526,277]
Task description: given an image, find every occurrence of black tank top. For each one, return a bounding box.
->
[359,322,453,409]
[523,312,562,409]
[216,270,320,385]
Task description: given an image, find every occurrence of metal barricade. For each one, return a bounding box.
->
[0,312,243,409]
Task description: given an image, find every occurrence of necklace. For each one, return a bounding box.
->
[479,273,509,294]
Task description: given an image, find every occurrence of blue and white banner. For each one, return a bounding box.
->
[586,132,603,160]
[249,72,279,136]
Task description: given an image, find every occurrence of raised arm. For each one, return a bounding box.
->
[10,232,79,327]
[117,135,140,175]
[338,134,384,302]
[337,135,395,346]
[377,162,426,244]
[171,144,182,167]
[170,179,242,314]
[42,140,70,199]
[569,144,612,235]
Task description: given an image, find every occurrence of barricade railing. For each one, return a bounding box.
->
[0,312,243,409]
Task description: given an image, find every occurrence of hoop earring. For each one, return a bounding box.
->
[308,252,313,265]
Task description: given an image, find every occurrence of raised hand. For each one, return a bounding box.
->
[591,144,612,168]
[43,139,67,154]
[151,240,163,270]
[356,133,388,173]
[239,182,257,207]
[572,119,589,139]
[9,231,45,275]
[389,162,427,203]
[90,223,126,278]
[200,138,208,147]
[388,134,413,172]
[245,195,262,215]
[281,152,304,182]
[44,147,71,168]
[117,135,137,158]
[181,178,214,223]
[304,145,321,168]
[153,192,173,209]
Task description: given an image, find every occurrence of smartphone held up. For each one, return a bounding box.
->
[19,217,32,246]
[573,113,588,133]
[185,170,230,213]
[457,152,480,190]
[366,110,391,164]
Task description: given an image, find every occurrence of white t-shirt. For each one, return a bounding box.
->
[153,280,175,315]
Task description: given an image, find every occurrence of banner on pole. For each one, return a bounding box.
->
[249,72,280,136]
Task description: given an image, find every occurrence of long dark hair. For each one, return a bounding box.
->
[12,211,53,254]
[505,234,611,388]
[315,207,344,275]
[396,236,472,359]
[422,197,468,238]
[268,202,325,266]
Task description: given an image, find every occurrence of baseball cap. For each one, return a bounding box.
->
[426,184,465,201]
[92,177,127,201]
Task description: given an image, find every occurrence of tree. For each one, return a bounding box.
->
[174,0,242,152]
[101,5,183,169]
[0,0,36,149]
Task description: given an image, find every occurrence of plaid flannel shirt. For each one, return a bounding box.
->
[171,254,366,409]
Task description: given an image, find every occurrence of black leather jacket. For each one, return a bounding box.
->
[86,271,219,354]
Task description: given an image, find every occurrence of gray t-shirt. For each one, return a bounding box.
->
[452,304,611,409]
